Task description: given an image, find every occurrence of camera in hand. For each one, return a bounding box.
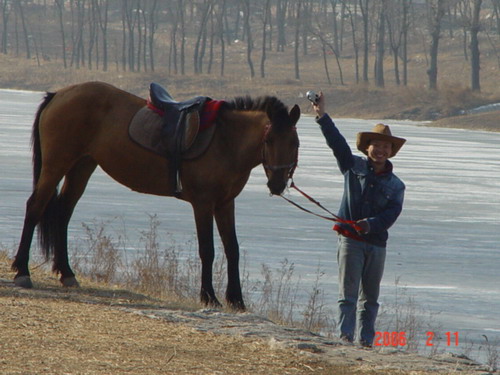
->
[306,90,319,105]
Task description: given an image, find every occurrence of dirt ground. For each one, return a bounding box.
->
[0,254,489,375]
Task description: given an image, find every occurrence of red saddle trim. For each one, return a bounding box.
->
[146,99,224,132]
[199,99,225,131]
[146,99,164,116]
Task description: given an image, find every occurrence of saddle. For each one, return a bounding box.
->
[129,83,219,196]
[149,82,207,153]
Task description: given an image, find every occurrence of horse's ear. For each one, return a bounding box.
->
[289,104,300,124]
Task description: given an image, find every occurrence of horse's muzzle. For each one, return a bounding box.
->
[267,178,287,195]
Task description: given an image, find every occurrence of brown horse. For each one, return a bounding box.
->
[11,81,300,310]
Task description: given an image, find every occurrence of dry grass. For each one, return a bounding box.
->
[2,249,487,375]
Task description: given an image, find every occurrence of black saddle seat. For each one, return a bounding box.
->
[150,82,206,112]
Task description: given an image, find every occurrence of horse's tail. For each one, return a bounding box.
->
[32,92,60,261]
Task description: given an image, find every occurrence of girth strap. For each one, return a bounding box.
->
[149,83,209,196]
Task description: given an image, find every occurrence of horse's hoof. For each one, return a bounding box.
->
[14,275,33,289]
[61,276,80,288]
[228,300,246,312]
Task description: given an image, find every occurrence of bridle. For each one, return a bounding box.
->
[261,124,298,181]
[261,123,361,232]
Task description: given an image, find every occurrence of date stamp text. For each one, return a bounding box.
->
[374,331,460,347]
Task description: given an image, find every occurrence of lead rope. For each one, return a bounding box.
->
[280,180,362,232]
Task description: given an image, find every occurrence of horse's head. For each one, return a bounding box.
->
[263,104,300,195]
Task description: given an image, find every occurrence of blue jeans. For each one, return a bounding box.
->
[337,236,386,345]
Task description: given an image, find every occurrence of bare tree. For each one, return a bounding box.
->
[215,0,226,76]
[1,0,12,54]
[147,0,159,72]
[136,0,144,72]
[359,0,370,82]
[469,0,482,91]
[87,0,99,70]
[457,0,470,60]
[401,0,412,86]
[310,2,345,85]
[426,0,446,90]
[96,0,109,71]
[70,0,86,69]
[242,0,255,78]
[386,0,412,85]
[260,0,271,78]
[54,0,67,68]
[294,0,302,80]
[194,0,213,74]
[329,0,340,55]
[342,0,360,83]
[492,0,500,36]
[374,0,386,88]
[168,0,186,75]
[15,0,31,59]
[276,0,288,52]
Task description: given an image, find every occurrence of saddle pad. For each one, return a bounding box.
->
[128,106,217,160]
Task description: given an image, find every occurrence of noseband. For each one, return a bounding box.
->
[261,124,298,180]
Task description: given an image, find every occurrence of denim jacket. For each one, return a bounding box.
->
[317,114,405,247]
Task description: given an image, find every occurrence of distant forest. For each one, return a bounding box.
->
[1,0,499,92]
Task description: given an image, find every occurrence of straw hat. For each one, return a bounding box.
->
[356,123,406,158]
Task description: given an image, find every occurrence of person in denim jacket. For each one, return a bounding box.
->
[312,92,406,347]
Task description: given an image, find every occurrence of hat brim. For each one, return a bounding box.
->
[356,132,406,158]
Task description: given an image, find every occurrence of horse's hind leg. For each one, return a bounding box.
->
[12,173,64,288]
[52,157,97,287]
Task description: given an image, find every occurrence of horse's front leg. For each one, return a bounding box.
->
[193,204,221,308]
[214,199,245,311]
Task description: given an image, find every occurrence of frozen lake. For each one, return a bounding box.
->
[1,89,499,363]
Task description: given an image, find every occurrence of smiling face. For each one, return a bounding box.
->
[366,139,392,171]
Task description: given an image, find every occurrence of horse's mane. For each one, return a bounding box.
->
[224,96,291,132]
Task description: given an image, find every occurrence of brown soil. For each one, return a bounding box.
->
[0,254,487,375]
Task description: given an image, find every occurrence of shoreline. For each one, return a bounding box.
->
[3,86,499,133]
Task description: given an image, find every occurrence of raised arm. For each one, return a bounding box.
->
[312,92,354,173]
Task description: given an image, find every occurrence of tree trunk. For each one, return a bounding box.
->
[344,0,360,83]
[242,0,254,78]
[359,0,369,83]
[179,0,186,75]
[194,0,212,74]
[374,1,386,88]
[470,0,482,91]
[55,0,67,68]
[402,0,411,86]
[16,0,31,59]
[426,0,445,90]
[97,0,109,71]
[260,0,271,78]
[217,0,226,76]
[294,0,302,80]
[276,0,287,52]
[1,0,12,54]
[148,0,158,72]
[330,0,340,55]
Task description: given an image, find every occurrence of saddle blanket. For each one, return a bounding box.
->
[129,99,224,160]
